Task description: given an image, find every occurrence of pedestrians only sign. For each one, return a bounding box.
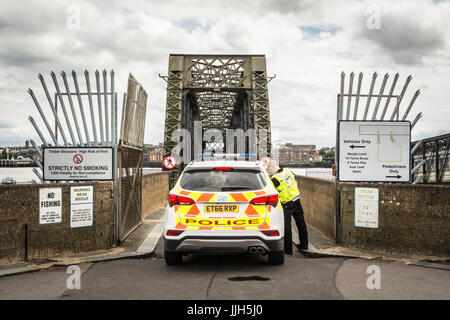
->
[163,156,176,170]
[338,121,411,182]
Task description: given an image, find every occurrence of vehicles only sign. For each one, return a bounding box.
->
[43,147,113,181]
[338,121,411,182]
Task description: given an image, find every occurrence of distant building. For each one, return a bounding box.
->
[0,141,36,162]
[143,143,163,166]
[279,143,316,164]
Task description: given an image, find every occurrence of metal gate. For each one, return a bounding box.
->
[118,145,143,241]
[117,74,148,242]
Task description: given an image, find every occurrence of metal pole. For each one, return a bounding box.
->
[120,93,126,139]
[412,175,424,184]
[390,75,412,121]
[411,159,426,175]
[103,70,110,145]
[28,116,48,146]
[363,72,377,120]
[95,70,105,146]
[38,74,68,146]
[335,92,342,244]
[372,73,388,120]
[402,90,420,121]
[346,72,353,120]
[55,94,58,145]
[30,139,43,158]
[353,72,363,120]
[72,70,91,145]
[28,89,58,146]
[411,139,423,155]
[380,73,399,120]
[61,71,84,145]
[111,70,115,147]
[51,71,77,145]
[411,112,423,129]
[85,70,99,145]
[32,168,45,183]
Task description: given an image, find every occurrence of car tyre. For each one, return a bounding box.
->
[268,251,284,265]
[164,250,183,265]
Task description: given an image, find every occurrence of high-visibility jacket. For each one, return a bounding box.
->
[271,168,300,204]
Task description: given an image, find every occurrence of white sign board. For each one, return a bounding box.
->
[44,147,113,181]
[338,121,411,182]
[39,187,62,224]
[70,186,94,228]
[354,187,379,228]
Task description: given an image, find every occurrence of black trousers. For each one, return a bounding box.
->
[282,198,309,254]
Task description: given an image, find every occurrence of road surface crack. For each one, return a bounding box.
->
[206,258,220,299]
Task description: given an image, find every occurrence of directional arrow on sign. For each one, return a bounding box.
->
[350,145,365,149]
[386,175,402,179]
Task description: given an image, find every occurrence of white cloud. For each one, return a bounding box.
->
[0,0,449,149]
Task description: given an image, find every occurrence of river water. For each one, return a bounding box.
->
[1,167,333,183]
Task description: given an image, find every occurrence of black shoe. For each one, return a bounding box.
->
[299,244,309,250]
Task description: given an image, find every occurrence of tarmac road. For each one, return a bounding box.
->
[0,237,449,300]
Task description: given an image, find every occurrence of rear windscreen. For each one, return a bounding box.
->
[180,169,266,192]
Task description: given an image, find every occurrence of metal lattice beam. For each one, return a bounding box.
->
[162,54,272,161]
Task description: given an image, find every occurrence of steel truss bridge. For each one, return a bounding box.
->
[412,133,450,184]
[161,54,273,164]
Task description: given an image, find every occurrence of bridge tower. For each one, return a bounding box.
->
[162,54,272,163]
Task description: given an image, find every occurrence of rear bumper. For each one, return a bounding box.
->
[164,236,284,254]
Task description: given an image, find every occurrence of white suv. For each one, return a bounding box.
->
[164,159,285,265]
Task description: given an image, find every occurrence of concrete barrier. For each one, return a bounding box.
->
[295,175,450,257]
[142,171,169,218]
[296,175,336,240]
[0,182,114,264]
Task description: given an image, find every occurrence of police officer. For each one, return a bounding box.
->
[264,159,309,254]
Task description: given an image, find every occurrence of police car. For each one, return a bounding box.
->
[164,156,285,265]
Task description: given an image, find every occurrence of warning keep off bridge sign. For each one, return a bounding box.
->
[338,121,411,183]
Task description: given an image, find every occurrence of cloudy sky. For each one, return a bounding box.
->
[0,0,449,149]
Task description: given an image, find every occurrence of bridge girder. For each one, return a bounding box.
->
[163,54,272,160]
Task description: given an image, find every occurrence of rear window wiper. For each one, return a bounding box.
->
[221,186,254,191]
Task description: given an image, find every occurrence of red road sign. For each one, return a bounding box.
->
[163,156,176,169]
[73,153,83,164]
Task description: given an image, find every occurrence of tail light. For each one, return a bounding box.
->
[167,230,184,236]
[214,167,232,171]
[261,230,280,237]
[168,194,195,207]
[250,194,278,207]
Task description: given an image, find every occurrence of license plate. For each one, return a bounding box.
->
[204,204,240,213]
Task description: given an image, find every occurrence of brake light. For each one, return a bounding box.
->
[261,230,280,237]
[168,194,177,207]
[168,194,195,207]
[167,230,184,236]
[214,167,232,171]
[250,194,278,207]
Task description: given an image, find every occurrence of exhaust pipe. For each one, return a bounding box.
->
[256,247,266,254]
[248,247,257,254]
[248,246,266,254]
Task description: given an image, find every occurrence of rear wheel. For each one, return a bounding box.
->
[164,250,182,265]
[268,251,285,265]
